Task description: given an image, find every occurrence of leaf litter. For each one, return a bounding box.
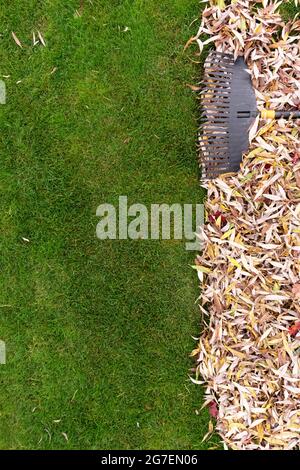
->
[190,0,300,450]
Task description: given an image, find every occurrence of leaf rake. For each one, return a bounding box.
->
[199,51,300,180]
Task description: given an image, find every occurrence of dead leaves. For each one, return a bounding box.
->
[11,30,46,48]
[11,32,22,48]
[248,115,260,143]
[193,0,300,451]
[186,84,201,92]
[184,36,197,51]
[288,321,300,337]
[208,401,218,418]
[292,283,300,298]
[37,30,46,47]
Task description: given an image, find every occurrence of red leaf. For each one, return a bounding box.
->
[208,400,218,418]
[208,211,227,227]
[288,321,300,337]
[292,153,300,164]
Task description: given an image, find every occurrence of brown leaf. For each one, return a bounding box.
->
[79,0,84,15]
[184,36,196,51]
[37,30,46,47]
[186,84,201,92]
[292,283,300,298]
[213,293,224,313]
[11,32,22,48]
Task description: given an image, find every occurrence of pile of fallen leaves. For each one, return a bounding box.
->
[190,0,300,450]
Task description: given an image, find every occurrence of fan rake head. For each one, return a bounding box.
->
[198,51,257,180]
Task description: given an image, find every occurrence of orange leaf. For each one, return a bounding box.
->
[186,84,201,92]
[184,36,196,51]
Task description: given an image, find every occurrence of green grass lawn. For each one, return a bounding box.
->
[0,0,212,450]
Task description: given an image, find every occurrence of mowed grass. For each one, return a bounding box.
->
[0,0,213,450]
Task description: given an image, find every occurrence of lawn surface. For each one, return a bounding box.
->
[0,0,210,450]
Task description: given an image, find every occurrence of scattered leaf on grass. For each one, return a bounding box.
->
[11,32,22,48]
[37,30,46,47]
